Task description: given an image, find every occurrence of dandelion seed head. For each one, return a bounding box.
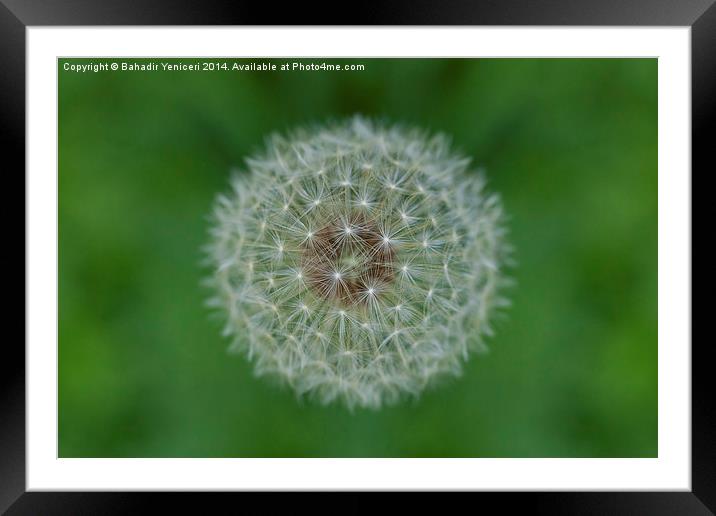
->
[206,116,510,409]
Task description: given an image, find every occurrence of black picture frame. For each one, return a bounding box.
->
[2,1,710,513]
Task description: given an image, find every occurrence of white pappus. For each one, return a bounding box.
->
[206,116,510,409]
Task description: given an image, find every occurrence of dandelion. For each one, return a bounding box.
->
[206,116,509,409]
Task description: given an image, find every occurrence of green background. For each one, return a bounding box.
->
[59,58,657,457]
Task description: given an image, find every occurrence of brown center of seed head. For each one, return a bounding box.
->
[302,212,395,307]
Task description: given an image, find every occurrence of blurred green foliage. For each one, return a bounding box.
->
[59,58,657,457]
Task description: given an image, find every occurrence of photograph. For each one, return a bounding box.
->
[1,0,708,506]
[58,57,658,459]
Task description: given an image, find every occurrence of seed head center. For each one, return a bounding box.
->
[302,212,396,307]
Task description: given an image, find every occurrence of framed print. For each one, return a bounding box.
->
[3,0,710,512]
